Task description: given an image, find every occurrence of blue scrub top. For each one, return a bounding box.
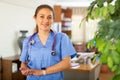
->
[19,31,76,80]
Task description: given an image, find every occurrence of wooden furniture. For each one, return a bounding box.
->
[0,56,2,80]
[64,62,101,80]
[54,5,72,22]
[54,5,72,38]
[54,5,62,22]
[2,55,25,80]
[73,42,86,52]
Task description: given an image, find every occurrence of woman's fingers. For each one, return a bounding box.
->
[20,68,32,75]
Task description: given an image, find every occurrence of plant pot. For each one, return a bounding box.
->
[101,64,110,73]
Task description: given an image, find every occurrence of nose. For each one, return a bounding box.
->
[43,17,49,22]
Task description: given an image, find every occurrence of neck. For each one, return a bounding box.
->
[38,29,50,37]
[37,29,51,46]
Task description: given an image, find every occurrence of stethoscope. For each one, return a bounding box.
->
[28,30,56,60]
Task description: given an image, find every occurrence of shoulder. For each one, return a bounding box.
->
[24,32,37,40]
[23,33,38,45]
[23,35,32,43]
[23,37,30,43]
[55,32,68,38]
[54,32,70,42]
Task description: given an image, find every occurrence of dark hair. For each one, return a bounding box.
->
[34,4,54,32]
[34,4,54,18]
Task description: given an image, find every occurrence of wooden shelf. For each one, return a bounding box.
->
[54,5,62,22]
[62,30,71,38]
[2,55,25,80]
[54,5,72,38]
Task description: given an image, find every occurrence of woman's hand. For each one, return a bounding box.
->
[20,67,33,75]
[31,69,43,76]
[20,62,33,75]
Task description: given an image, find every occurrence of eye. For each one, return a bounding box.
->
[47,16,52,20]
[40,15,44,18]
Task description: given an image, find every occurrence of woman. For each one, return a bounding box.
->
[19,4,76,80]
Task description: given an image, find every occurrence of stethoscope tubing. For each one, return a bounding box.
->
[27,30,56,61]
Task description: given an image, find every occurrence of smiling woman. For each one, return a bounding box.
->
[19,4,76,80]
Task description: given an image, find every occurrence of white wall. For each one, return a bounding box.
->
[0,2,35,57]
[0,1,98,57]
[85,19,99,42]
[72,15,84,42]
[71,7,98,43]
[71,16,98,43]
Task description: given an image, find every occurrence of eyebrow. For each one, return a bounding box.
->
[38,13,52,16]
[38,14,53,18]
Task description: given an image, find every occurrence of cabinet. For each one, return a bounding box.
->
[2,55,25,80]
[54,5,72,38]
[0,57,2,80]
[64,62,101,80]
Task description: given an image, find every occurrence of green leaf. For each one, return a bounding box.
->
[106,0,113,3]
[92,54,99,63]
[87,39,95,49]
[97,41,105,52]
[111,50,120,64]
[99,8,104,18]
[116,66,120,74]
[86,0,120,79]
[107,56,113,69]
[115,40,120,53]
[100,52,109,63]
[87,1,97,20]
[102,7,109,18]
[103,41,112,54]
[112,74,120,80]
[111,65,117,72]
[93,8,100,18]
[108,4,115,14]
[97,0,105,8]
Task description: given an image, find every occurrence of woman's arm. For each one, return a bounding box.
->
[46,56,71,74]
[32,56,71,76]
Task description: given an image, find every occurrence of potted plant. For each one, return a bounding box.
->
[86,0,120,80]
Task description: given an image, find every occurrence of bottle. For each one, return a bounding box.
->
[83,56,87,64]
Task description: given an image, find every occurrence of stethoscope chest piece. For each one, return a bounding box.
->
[51,51,56,56]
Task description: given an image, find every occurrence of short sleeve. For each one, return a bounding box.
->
[60,33,76,59]
[19,37,29,62]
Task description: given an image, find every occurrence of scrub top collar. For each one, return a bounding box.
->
[32,30,56,47]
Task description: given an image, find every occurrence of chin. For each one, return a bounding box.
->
[43,28,50,31]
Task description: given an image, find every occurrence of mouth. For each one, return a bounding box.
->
[42,23,49,27]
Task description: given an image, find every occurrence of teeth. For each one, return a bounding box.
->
[43,24,49,26]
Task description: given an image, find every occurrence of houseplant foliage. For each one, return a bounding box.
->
[86,0,120,80]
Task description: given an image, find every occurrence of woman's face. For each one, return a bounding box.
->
[34,8,54,31]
